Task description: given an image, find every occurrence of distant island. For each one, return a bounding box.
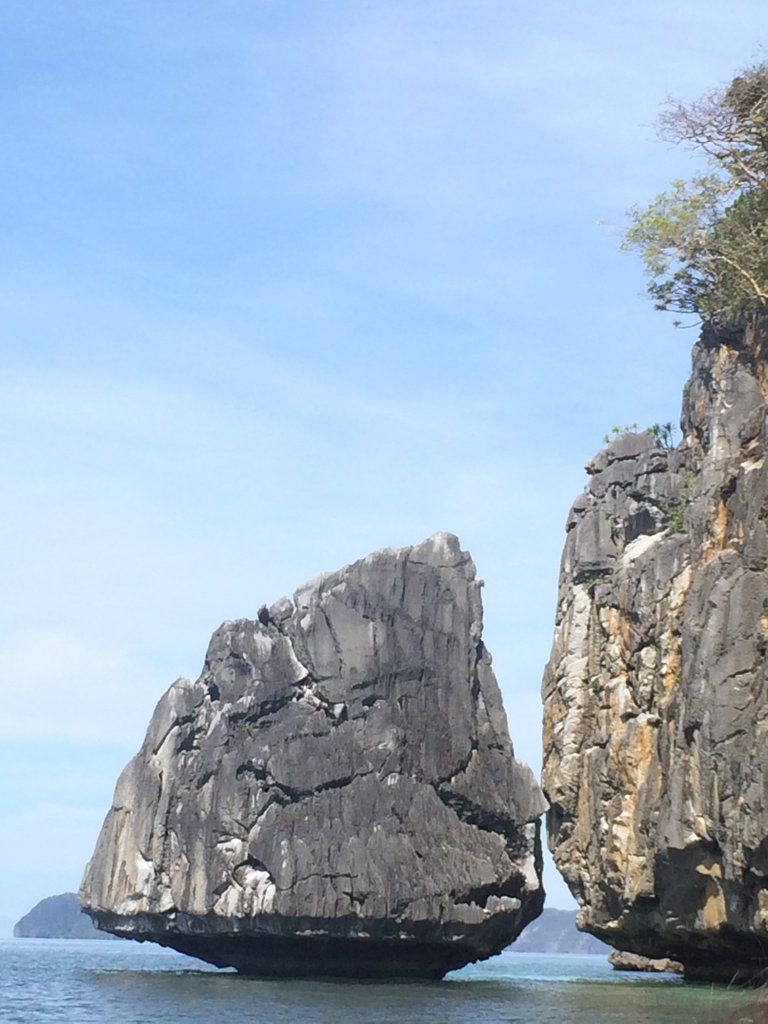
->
[508,909,608,955]
[13,893,116,940]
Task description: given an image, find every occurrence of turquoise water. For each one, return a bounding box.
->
[0,939,756,1024]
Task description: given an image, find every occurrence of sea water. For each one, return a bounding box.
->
[0,939,756,1024]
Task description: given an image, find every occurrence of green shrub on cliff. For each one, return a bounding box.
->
[623,62,768,329]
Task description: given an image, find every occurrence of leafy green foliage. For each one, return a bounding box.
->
[664,499,687,535]
[663,470,699,535]
[602,423,638,444]
[582,570,610,594]
[649,422,676,449]
[623,63,768,328]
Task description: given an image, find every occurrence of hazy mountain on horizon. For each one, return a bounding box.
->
[13,893,116,940]
[508,909,609,954]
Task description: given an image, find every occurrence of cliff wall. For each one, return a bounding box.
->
[542,325,768,981]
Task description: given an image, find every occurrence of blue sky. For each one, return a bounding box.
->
[2,0,765,934]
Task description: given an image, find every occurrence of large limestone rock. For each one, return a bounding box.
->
[81,533,545,978]
[542,324,768,982]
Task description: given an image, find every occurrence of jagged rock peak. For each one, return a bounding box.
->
[542,323,768,983]
[81,532,545,978]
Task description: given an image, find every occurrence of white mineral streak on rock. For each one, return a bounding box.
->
[134,852,154,892]
[621,532,663,566]
[519,848,540,891]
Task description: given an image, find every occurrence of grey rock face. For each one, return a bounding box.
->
[81,533,545,978]
[542,324,768,982]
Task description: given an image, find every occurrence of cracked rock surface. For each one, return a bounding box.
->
[542,324,768,982]
[80,532,545,977]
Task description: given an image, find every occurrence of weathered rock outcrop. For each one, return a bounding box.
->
[542,324,768,982]
[608,949,683,974]
[81,533,545,978]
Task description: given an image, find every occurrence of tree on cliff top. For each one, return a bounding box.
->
[623,62,768,329]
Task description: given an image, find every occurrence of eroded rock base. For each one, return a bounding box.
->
[145,933,478,979]
[608,949,683,974]
[92,908,537,978]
